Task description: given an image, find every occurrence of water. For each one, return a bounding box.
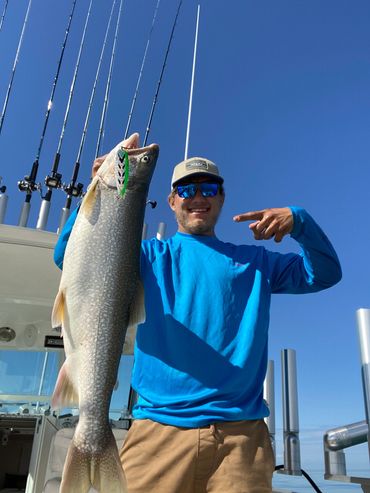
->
[273,469,369,492]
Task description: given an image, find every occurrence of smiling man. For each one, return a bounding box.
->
[168,158,225,236]
[54,144,342,493]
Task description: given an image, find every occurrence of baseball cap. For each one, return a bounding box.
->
[171,157,224,189]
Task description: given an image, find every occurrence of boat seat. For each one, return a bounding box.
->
[42,427,128,493]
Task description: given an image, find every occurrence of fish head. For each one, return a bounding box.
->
[96,134,159,197]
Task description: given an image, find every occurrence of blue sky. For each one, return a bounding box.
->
[0,0,369,482]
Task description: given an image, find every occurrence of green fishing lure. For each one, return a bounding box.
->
[116,147,130,197]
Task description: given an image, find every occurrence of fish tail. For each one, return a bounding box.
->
[60,429,127,493]
[59,441,90,493]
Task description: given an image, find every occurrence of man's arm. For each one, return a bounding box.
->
[233,206,342,293]
[54,207,79,269]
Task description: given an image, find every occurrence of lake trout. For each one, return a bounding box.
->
[51,133,159,493]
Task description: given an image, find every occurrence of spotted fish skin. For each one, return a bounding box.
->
[51,134,159,493]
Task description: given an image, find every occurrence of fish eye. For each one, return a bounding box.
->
[141,154,150,163]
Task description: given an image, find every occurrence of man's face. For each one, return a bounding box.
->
[168,176,225,236]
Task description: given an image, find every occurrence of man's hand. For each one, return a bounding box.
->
[92,154,108,178]
[233,207,294,243]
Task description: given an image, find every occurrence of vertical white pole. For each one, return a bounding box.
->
[184,4,200,160]
[157,222,166,240]
[356,308,370,460]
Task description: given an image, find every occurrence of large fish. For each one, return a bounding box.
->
[51,133,159,493]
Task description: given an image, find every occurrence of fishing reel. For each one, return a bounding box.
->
[45,171,62,190]
[63,180,84,198]
[18,176,41,194]
[62,160,84,198]
[18,160,41,194]
[146,200,157,209]
[0,176,6,193]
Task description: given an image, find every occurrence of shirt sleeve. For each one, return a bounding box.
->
[53,207,79,270]
[267,206,342,294]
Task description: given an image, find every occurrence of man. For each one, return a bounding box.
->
[54,138,341,493]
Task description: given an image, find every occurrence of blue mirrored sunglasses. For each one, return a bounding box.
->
[176,182,220,199]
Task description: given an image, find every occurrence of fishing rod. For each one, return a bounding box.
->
[0,0,32,136]
[18,0,77,227]
[143,0,183,146]
[184,4,200,160]
[58,0,117,232]
[37,0,94,231]
[95,0,123,158]
[17,0,77,229]
[57,0,94,157]
[124,0,161,139]
[0,0,9,34]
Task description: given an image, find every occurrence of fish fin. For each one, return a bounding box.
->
[128,280,145,328]
[60,427,127,493]
[51,358,79,409]
[51,289,65,332]
[80,175,99,217]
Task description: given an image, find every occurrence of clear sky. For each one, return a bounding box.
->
[0,0,369,485]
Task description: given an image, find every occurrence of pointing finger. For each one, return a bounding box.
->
[233,210,265,222]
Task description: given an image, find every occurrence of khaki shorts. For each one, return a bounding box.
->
[119,418,275,493]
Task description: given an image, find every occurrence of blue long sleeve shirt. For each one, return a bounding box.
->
[54,206,341,427]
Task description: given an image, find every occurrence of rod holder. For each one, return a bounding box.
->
[36,199,51,230]
[281,349,301,475]
[356,308,370,461]
[0,191,8,224]
[264,360,276,457]
[18,201,31,227]
[58,207,71,234]
[156,222,166,240]
[324,448,346,477]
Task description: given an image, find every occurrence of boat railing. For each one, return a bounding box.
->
[321,308,370,493]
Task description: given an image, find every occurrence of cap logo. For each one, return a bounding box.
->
[186,160,209,171]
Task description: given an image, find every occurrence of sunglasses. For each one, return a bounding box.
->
[176,182,220,199]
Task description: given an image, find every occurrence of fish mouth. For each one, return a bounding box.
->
[122,142,159,157]
[97,141,159,192]
[119,132,159,156]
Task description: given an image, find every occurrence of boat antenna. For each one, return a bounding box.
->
[58,0,117,233]
[17,0,77,228]
[36,0,94,230]
[0,0,9,34]
[0,0,32,137]
[95,0,123,159]
[124,0,161,140]
[184,4,200,160]
[143,0,183,146]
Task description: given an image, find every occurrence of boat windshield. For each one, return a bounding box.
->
[0,350,133,419]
